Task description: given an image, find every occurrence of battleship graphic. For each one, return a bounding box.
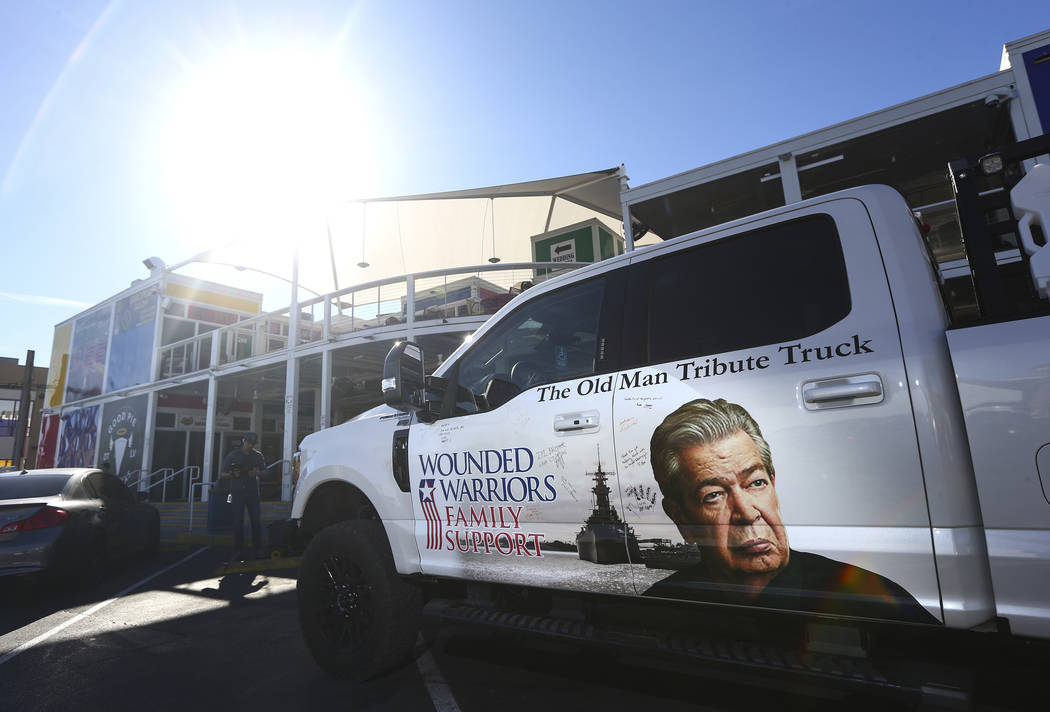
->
[576,455,641,565]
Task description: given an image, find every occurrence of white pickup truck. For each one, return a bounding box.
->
[287,139,1050,704]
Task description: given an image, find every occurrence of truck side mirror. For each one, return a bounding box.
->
[382,341,425,410]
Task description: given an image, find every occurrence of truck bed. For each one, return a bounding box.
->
[946,313,1050,637]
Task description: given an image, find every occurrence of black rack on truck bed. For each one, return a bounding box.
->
[948,133,1050,321]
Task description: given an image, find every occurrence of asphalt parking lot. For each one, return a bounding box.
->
[0,545,1038,712]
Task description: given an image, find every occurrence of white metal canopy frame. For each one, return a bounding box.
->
[164,166,636,308]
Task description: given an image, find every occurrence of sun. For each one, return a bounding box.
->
[160,45,376,253]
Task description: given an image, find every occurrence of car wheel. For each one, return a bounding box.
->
[296,520,421,680]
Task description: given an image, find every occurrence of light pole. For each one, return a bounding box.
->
[159,251,325,298]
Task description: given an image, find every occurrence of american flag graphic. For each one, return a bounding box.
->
[418,479,442,550]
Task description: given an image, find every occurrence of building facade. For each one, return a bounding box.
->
[43,29,1049,502]
[1,355,48,469]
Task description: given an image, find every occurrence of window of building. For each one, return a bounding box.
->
[0,418,17,437]
[626,214,851,366]
[162,318,197,346]
[0,400,19,437]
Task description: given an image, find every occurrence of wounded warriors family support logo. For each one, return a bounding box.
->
[418,447,557,557]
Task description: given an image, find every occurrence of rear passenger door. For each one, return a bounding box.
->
[613,198,942,623]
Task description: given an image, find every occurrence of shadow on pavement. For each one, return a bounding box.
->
[199,572,269,603]
[1,559,433,712]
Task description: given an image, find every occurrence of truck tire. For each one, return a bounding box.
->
[297,520,422,680]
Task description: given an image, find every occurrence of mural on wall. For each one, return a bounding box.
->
[44,322,73,408]
[35,414,60,468]
[65,309,111,403]
[107,292,157,392]
[99,395,148,479]
[57,405,100,468]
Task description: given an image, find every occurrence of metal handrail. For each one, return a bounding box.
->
[122,467,173,497]
[182,466,203,531]
[169,465,200,503]
[326,260,588,303]
[154,262,585,356]
[123,466,201,503]
[204,261,585,342]
[264,459,289,475]
[208,261,585,334]
[262,459,290,500]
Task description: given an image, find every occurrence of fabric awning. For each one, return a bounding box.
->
[169,167,631,311]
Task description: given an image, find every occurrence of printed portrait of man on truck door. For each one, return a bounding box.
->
[643,398,938,624]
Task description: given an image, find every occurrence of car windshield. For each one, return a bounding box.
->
[0,475,72,500]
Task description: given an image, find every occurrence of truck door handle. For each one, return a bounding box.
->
[802,374,884,409]
[554,411,600,432]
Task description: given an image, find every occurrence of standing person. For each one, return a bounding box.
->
[220,432,265,561]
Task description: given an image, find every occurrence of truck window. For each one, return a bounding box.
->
[454,277,606,412]
[627,214,851,365]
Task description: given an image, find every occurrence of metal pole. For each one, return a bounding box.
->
[326,221,340,298]
[148,276,166,382]
[202,372,218,503]
[13,350,34,468]
[282,249,300,501]
[405,275,416,343]
[618,165,635,253]
[320,349,331,431]
[140,390,157,495]
[778,152,802,204]
[99,303,116,396]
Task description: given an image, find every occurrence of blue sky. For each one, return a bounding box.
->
[1,0,1048,365]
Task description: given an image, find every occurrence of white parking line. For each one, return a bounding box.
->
[416,633,462,712]
[0,546,208,667]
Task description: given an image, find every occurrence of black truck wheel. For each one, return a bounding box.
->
[297,520,422,680]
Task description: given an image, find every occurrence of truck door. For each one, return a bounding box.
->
[409,271,637,596]
[613,199,942,624]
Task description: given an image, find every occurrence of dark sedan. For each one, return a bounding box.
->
[0,468,160,582]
